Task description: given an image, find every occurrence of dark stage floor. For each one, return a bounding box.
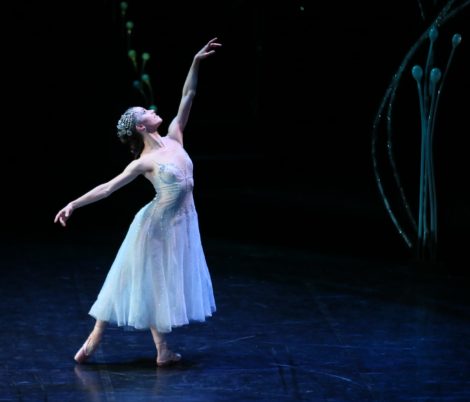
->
[1,236,469,402]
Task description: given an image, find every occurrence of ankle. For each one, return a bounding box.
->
[86,331,102,349]
[91,327,105,339]
[156,341,170,352]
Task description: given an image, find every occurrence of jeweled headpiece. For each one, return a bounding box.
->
[116,109,136,138]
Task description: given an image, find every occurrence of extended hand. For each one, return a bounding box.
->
[54,204,74,227]
[195,37,222,61]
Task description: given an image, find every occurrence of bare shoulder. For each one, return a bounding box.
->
[164,135,183,148]
[125,155,155,174]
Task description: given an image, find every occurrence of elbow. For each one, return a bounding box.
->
[101,184,113,199]
[183,89,196,99]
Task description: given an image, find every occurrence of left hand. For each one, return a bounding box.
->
[195,37,222,61]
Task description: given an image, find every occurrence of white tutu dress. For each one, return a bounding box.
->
[89,137,216,333]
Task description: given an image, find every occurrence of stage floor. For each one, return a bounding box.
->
[1,237,469,401]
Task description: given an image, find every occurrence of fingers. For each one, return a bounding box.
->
[55,213,63,226]
[197,38,221,60]
[199,41,221,59]
[205,38,222,49]
[54,211,62,224]
[54,210,68,227]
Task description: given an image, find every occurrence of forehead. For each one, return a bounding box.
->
[133,107,146,115]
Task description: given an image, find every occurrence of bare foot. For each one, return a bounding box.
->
[74,332,101,363]
[156,343,182,367]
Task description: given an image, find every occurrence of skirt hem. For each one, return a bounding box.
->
[88,309,216,333]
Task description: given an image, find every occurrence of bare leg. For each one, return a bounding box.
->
[87,320,107,350]
[150,327,182,366]
[150,326,166,346]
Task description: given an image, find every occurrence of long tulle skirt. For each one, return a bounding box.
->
[88,198,216,333]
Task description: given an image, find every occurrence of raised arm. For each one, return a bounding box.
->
[54,158,152,227]
[168,37,222,145]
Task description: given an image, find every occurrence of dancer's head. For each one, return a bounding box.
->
[116,107,162,158]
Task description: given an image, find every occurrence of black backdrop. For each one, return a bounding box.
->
[3,0,469,263]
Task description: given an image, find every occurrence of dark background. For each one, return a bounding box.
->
[2,0,469,264]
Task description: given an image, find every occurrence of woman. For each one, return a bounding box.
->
[54,38,221,367]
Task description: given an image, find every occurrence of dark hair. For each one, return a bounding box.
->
[119,133,144,159]
[116,107,144,159]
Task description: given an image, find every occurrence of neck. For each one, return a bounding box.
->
[142,131,166,154]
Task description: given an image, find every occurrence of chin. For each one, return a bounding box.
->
[150,120,162,131]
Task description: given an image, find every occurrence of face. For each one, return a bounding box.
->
[133,107,162,132]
